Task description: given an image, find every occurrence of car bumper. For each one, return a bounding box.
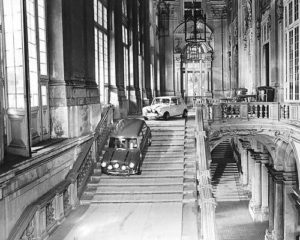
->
[143,112,162,119]
[101,167,138,176]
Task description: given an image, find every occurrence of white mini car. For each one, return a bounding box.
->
[142,96,188,120]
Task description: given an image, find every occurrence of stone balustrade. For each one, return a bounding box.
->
[195,107,217,240]
[198,101,300,123]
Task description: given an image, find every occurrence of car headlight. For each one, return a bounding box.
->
[113,163,120,169]
[107,165,113,170]
[101,162,107,167]
[121,165,126,170]
[129,162,135,168]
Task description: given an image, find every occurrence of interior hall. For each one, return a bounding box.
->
[0,0,299,240]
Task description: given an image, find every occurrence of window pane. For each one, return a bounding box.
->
[38,0,47,75]
[4,0,25,109]
[98,1,103,25]
[289,30,294,100]
[94,0,97,22]
[295,27,299,100]
[295,0,299,21]
[103,6,107,29]
[289,1,293,25]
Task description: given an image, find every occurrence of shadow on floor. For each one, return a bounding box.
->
[216,200,268,240]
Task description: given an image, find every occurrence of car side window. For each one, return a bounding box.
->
[171,98,178,105]
[162,99,170,104]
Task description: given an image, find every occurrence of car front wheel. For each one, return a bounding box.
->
[163,112,170,120]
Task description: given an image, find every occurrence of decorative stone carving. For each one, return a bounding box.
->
[21,220,35,240]
[46,201,55,228]
[63,189,70,214]
[256,18,261,40]
[77,151,93,191]
[267,14,271,30]
[276,0,284,21]
[242,0,252,48]
[208,128,261,141]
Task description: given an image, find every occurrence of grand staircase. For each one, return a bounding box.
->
[79,117,199,239]
[81,120,186,203]
[210,139,248,202]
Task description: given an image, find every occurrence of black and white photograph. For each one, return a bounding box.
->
[0,0,298,239]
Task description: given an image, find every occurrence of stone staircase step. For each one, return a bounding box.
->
[88,177,184,186]
[143,162,184,170]
[81,193,183,204]
[86,185,183,194]
[147,146,184,152]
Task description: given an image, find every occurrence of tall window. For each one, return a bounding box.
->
[2,0,49,155]
[285,0,300,101]
[94,0,109,104]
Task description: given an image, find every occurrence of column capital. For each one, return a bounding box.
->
[239,139,252,150]
[283,171,298,184]
[250,151,269,162]
[265,164,284,183]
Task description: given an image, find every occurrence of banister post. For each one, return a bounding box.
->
[212,104,222,122]
[269,102,280,121]
[240,103,249,119]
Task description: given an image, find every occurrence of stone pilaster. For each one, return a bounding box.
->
[143,0,152,103]
[266,165,284,240]
[283,171,298,240]
[265,171,275,240]
[240,148,249,186]
[111,0,128,118]
[249,160,262,221]
[128,0,141,114]
[261,162,269,221]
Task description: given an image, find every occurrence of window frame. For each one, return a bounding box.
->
[94,0,109,104]
[284,0,300,102]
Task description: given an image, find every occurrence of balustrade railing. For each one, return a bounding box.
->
[8,105,114,240]
[197,101,300,123]
[195,107,217,240]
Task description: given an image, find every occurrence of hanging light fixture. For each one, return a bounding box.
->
[184,0,207,43]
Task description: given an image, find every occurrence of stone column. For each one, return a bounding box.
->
[283,172,298,240]
[248,151,255,192]
[273,172,284,240]
[261,162,269,221]
[265,169,275,240]
[128,0,140,114]
[240,148,248,186]
[112,0,127,118]
[143,0,152,103]
[249,159,262,221]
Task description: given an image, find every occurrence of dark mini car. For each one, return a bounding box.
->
[100,118,151,175]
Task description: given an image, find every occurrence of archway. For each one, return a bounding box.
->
[173,21,213,106]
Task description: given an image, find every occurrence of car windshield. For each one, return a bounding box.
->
[109,137,138,149]
[152,98,170,105]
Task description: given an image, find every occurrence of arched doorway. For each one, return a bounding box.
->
[173,22,213,106]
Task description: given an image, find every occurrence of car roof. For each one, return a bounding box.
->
[154,96,180,99]
[111,119,145,138]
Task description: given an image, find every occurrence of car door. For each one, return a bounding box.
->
[170,98,178,116]
[177,97,184,115]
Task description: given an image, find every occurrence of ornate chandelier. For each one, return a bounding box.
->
[184,0,207,43]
